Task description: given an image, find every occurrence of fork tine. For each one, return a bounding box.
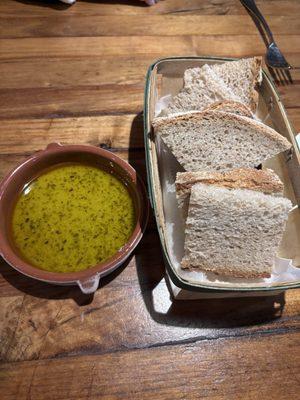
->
[278,69,287,85]
[267,65,278,84]
[267,65,293,86]
[274,68,282,85]
[268,65,289,86]
[280,69,290,85]
[273,68,283,85]
[285,68,293,84]
[281,68,292,85]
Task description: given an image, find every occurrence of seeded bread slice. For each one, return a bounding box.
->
[176,168,284,219]
[153,110,291,172]
[204,101,253,118]
[181,183,292,278]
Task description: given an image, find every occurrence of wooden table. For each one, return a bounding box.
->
[0,1,300,398]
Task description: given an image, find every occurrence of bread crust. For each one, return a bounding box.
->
[203,101,253,118]
[249,56,263,112]
[181,261,271,279]
[176,168,284,200]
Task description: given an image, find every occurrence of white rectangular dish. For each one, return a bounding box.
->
[144,56,300,293]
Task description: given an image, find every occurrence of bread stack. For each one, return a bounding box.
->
[153,58,292,279]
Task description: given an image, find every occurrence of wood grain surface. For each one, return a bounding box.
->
[1,333,299,400]
[0,0,299,399]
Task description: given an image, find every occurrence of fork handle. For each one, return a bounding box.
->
[240,0,275,44]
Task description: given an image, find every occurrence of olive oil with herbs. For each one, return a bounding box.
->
[12,164,136,273]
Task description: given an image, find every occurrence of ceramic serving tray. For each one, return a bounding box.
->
[144,56,300,293]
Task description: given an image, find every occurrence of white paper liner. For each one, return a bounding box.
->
[155,94,172,116]
[154,95,300,288]
[296,133,300,151]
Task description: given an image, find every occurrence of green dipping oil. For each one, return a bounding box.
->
[11,164,136,273]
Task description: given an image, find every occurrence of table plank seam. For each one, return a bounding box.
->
[0,107,299,123]
[2,322,298,365]
[0,107,298,121]
[0,328,300,368]
[0,111,143,120]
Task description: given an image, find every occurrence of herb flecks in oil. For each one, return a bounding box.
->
[12,164,135,273]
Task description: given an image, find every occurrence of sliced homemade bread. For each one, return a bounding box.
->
[162,64,241,116]
[181,182,292,278]
[153,110,291,172]
[176,168,284,219]
[211,57,262,111]
[203,101,253,118]
[163,57,262,116]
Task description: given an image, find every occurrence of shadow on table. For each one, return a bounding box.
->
[15,0,149,10]
[0,256,130,306]
[129,113,286,330]
[81,0,150,7]
[15,0,70,10]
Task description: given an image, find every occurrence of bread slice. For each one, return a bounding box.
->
[203,101,253,118]
[181,182,292,278]
[183,57,262,111]
[211,57,262,112]
[153,110,291,172]
[163,57,262,116]
[162,64,240,116]
[176,168,284,219]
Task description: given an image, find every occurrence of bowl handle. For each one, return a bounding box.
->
[46,142,63,150]
[77,274,100,294]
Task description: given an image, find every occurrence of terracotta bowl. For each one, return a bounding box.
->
[0,143,148,294]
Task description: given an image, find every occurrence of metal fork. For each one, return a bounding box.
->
[240,0,294,85]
